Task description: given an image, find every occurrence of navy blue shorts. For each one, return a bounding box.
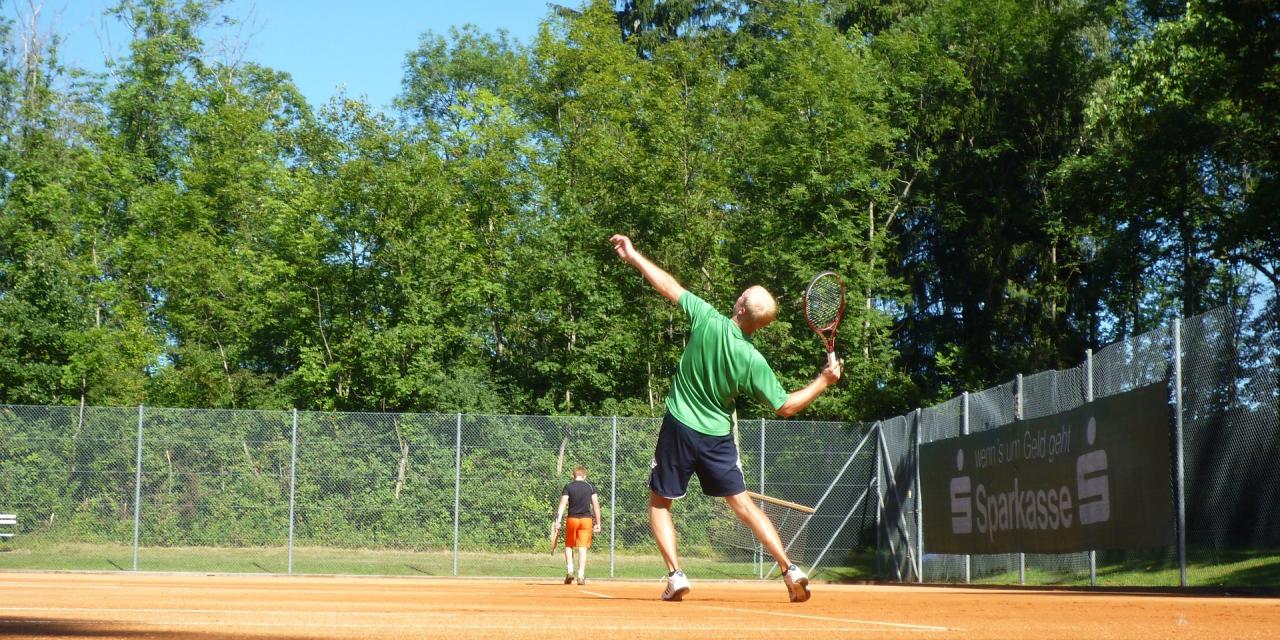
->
[649,413,747,499]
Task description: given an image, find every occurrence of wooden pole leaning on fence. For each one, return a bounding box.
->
[745,491,817,514]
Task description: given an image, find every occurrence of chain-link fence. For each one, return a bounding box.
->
[0,405,877,579]
[1181,306,1280,578]
[0,304,1275,586]
[893,302,1279,587]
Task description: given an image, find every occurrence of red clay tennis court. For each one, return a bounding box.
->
[0,571,1276,639]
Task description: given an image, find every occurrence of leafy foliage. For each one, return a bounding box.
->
[0,0,1275,421]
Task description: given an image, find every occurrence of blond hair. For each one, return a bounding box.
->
[739,286,777,332]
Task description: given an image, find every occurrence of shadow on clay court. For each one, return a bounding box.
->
[0,616,312,640]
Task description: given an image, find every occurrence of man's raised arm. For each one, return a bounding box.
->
[610,234,686,303]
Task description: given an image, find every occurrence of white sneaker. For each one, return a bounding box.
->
[563,573,574,584]
[576,575,586,585]
[783,565,810,603]
[662,570,691,601]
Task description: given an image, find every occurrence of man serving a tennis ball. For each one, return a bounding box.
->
[609,233,842,603]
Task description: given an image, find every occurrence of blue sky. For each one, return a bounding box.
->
[6,1,555,110]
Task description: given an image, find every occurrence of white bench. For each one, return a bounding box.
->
[0,514,15,539]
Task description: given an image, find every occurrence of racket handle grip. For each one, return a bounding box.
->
[827,350,837,370]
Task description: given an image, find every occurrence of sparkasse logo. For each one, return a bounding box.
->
[948,417,1111,540]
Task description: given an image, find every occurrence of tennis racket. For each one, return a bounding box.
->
[549,520,560,555]
[804,271,846,369]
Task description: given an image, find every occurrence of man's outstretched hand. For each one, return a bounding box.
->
[610,234,637,264]
[608,233,685,303]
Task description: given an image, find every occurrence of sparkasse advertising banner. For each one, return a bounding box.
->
[920,382,1174,554]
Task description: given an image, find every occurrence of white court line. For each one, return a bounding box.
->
[691,604,956,632]
[551,587,953,634]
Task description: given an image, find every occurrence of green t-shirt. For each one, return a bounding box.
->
[664,291,789,436]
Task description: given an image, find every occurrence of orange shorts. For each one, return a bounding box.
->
[564,516,594,548]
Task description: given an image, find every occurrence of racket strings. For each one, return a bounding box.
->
[806,277,844,328]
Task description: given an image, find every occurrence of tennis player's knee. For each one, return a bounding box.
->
[724,493,759,519]
[649,491,673,509]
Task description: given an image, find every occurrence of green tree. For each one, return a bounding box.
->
[727,0,920,418]
[1056,0,1279,330]
[888,0,1112,397]
[0,5,155,408]
[91,0,317,409]
[527,1,737,416]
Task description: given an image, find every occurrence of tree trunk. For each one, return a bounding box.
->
[241,439,262,479]
[647,361,655,410]
[394,420,409,501]
[216,339,235,407]
[556,431,567,477]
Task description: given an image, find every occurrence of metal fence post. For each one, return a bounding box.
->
[914,409,923,583]
[1085,349,1096,586]
[870,422,880,578]
[759,418,766,579]
[1174,319,1187,587]
[610,416,617,578]
[288,408,298,575]
[132,405,144,571]
[875,421,882,578]
[454,412,462,577]
[962,392,970,584]
[1016,374,1025,585]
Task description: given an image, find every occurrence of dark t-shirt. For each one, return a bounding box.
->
[562,480,597,517]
